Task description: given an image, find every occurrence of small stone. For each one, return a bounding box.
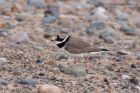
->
[12,2,23,13]
[85,21,106,34]
[46,61,57,67]
[99,28,117,44]
[17,79,36,86]
[0,58,7,65]
[122,74,131,80]
[136,86,140,91]
[87,0,106,5]
[33,46,44,51]
[120,26,138,36]
[136,53,140,60]
[130,64,137,68]
[48,67,60,74]
[0,21,7,28]
[117,50,131,55]
[123,40,135,49]
[0,78,7,85]
[94,6,108,20]
[39,73,45,76]
[10,32,30,44]
[27,0,46,8]
[13,70,22,76]
[42,5,59,24]
[38,84,61,93]
[59,65,87,77]
[34,28,45,35]
[122,86,128,89]
[0,29,10,37]
[55,52,68,60]
[137,6,140,13]
[115,9,129,21]
[48,72,55,77]
[129,78,139,85]
[0,0,12,15]
[36,59,43,64]
[16,12,32,21]
[30,36,46,45]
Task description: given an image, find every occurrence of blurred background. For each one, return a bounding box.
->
[0,0,140,93]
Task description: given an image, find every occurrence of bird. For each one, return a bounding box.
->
[55,35,109,66]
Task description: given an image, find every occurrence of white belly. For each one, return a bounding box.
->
[63,48,101,58]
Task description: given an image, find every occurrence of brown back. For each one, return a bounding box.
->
[65,37,100,54]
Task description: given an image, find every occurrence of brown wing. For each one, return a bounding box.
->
[67,37,90,49]
[65,36,102,54]
[65,43,103,54]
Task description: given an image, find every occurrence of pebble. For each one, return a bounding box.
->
[55,52,68,60]
[130,64,137,68]
[16,12,32,21]
[85,21,106,34]
[120,25,138,36]
[17,79,36,86]
[115,9,129,21]
[33,45,44,51]
[137,6,140,13]
[94,6,108,20]
[0,78,8,85]
[136,53,140,60]
[0,29,9,37]
[0,0,12,15]
[129,78,139,85]
[36,59,43,64]
[87,0,106,4]
[38,84,61,93]
[27,0,46,8]
[9,32,30,44]
[117,50,131,55]
[99,28,116,44]
[123,40,135,49]
[121,74,131,80]
[0,58,7,65]
[47,67,60,74]
[39,72,45,76]
[42,5,59,24]
[59,65,87,77]
[12,2,23,13]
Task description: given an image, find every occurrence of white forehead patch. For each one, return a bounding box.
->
[56,35,70,44]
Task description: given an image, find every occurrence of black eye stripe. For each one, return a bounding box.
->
[56,35,70,48]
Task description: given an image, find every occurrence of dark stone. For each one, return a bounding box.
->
[104,78,109,85]
[129,78,139,85]
[122,86,128,89]
[17,79,36,86]
[36,59,43,64]
[0,79,8,85]
[130,64,137,68]
[59,65,87,77]
[39,72,45,76]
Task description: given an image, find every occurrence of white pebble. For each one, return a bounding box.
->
[38,84,61,93]
[122,74,131,80]
[0,58,7,65]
